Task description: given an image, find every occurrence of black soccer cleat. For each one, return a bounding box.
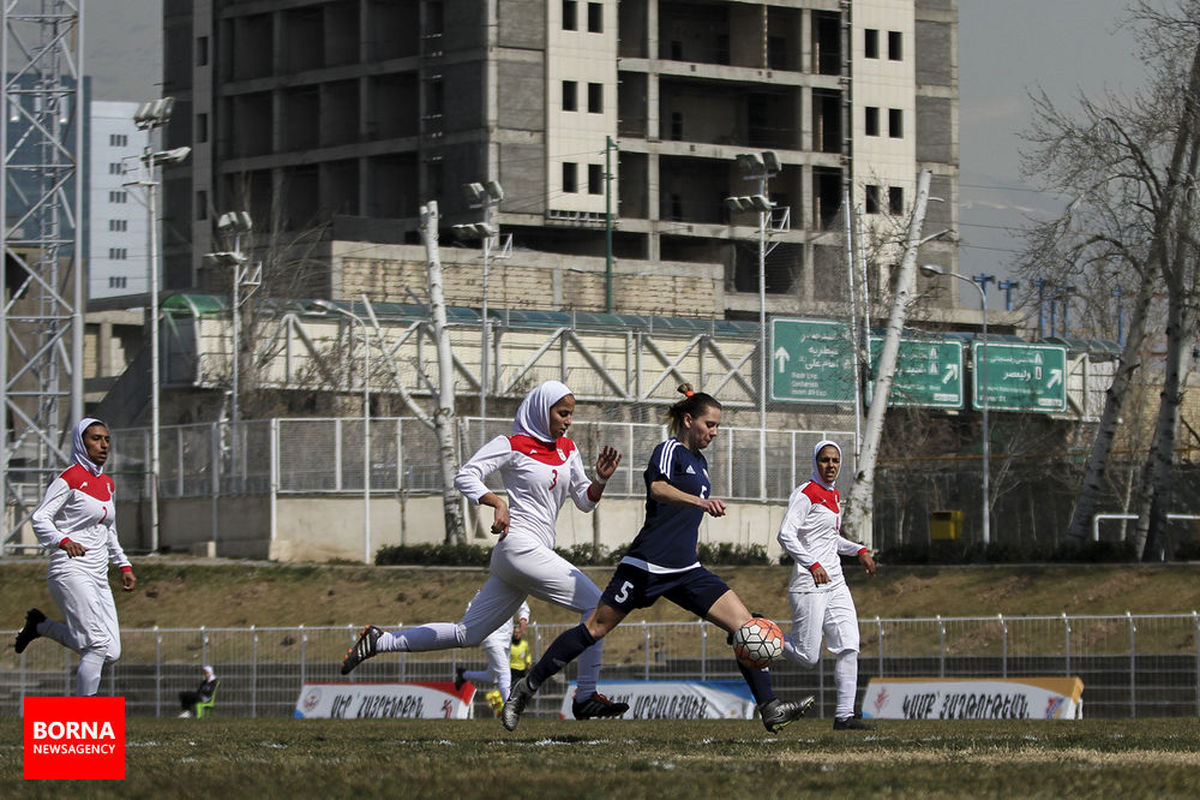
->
[571,692,629,720]
[14,608,45,654]
[833,716,876,731]
[454,667,467,692]
[501,677,534,731]
[340,625,382,675]
[758,695,815,733]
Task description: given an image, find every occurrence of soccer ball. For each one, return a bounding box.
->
[732,618,784,669]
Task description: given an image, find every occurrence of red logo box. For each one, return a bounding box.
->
[24,696,125,781]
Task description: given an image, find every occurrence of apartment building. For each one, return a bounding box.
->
[88,100,150,300]
[161,0,957,318]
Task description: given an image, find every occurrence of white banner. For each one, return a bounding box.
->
[559,680,755,720]
[294,682,476,720]
[863,677,1084,720]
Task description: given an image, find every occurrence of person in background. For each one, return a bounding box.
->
[777,439,876,730]
[455,594,531,709]
[509,616,532,683]
[13,418,135,696]
[178,665,219,718]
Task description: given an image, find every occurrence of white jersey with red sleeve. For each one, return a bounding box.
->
[777,479,866,593]
[31,464,130,575]
[455,433,598,550]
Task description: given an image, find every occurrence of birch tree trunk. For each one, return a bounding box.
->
[421,201,466,545]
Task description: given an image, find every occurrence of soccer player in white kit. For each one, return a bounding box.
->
[455,592,530,705]
[13,418,136,696]
[341,380,629,719]
[777,439,877,730]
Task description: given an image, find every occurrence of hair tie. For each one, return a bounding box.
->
[684,390,694,397]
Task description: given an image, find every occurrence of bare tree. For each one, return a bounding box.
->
[1020,2,1200,557]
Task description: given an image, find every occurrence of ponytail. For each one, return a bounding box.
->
[666,383,720,438]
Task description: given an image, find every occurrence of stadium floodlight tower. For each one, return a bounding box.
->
[725,151,781,499]
[453,180,508,445]
[128,97,190,553]
[1,2,85,553]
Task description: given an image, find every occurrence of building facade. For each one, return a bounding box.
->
[87,100,150,300]
[161,0,958,318]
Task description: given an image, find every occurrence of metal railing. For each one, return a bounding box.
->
[4,612,1198,719]
[105,417,857,504]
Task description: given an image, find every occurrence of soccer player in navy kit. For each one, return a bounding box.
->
[502,384,815,732]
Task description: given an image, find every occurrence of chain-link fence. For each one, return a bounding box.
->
[108,417,857,504]
[4,613,1198,719]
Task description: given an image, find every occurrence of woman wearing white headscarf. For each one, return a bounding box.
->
[340,380,629,719]
[776,439,876,730]
[13,417,136,696]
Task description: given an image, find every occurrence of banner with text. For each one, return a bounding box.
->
[559,680,755,720]
[863,677,1084,720]
[294,682,476,719]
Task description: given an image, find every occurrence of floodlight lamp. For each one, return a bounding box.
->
[735,153,763,172]
[218,211,253,233]
[485,180,504,202]
[203,250,248,266]
[309,299,337,313]
[749,194,775,212]
[463,182,486,203]
[761,151,781,174]
[919,264,946,276]
[147,146,191,166]
[724,197,748,213]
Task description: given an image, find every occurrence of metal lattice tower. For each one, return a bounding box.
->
[1,1,84,552]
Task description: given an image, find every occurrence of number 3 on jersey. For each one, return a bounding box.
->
[549,469,558,489]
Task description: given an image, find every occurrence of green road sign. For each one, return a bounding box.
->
[770,318,855,404]
[973,342,1068,412]
[867,337,964,409]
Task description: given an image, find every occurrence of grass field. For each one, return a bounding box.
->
[2,717,1199,799]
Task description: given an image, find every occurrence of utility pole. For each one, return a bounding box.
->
[421,201,466,544]
[843,169,933,548]
[605,135,616,312]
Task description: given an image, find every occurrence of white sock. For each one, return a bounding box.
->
[834,650,858,720]
[377,623,461,653]
[76,651,105,696]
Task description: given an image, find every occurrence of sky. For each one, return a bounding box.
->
[86,0,1147,310]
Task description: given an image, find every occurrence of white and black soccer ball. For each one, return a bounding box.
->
[732,618,784,669]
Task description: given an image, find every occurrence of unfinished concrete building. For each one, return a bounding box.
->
[161,0,958,320]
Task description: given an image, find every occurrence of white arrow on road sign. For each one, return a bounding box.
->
[1047,368,1062,388]
[943,363,959,383]
[774,346,790,372]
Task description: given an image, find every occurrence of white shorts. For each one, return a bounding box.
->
[458,533,601,643]
[46,565,122,662]
[787,582,859,665]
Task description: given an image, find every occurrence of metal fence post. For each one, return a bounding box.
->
[998,614,1007,678]
[1062,613,1071,676]
[937,615,945,678]
[299,624,306,688]
[876,617,884,677]
[154,627,162,718]
[1194,611,1199,718]
[700,621,707,681]
[252,625,259,719]
[643,621,650,681]
[1127,611,1136,718]
[817,654,825,718]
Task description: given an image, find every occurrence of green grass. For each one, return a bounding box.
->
[2,718,1199,799]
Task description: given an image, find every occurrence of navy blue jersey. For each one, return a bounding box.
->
[622,438,710,571]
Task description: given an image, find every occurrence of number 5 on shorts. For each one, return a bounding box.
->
[613,581,633,604]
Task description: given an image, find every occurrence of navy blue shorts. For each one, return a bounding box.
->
[600,562,731,618]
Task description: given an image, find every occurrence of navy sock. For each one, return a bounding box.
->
[528,624,596,691]
[737,660,776,705]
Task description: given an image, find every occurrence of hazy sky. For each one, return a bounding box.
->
[86,0,1146,305]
